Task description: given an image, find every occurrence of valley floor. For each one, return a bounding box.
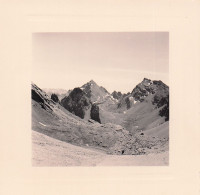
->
[32,131,168,166]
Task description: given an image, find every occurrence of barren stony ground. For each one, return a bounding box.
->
[32,131,168,166]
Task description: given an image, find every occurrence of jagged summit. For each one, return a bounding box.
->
[59,79,118,122]
[80,80,111,103]
[116,78,169,121]
[88,79,96,84]
[143,78,151,82]
[131,78,168,97]
[82,79,98,87]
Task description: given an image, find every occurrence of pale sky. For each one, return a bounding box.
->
[32,32,169,93]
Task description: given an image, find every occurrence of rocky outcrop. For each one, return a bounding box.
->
[131,78,154,102]
[90,104,101,123]
[159,103,169,121]
[32,89,44,104]
[151,81,169,121]
[112,91,122,100]
[61,88,90,119]
[155,94,169,121]
[51,93,59,103]
[31,83,54,111]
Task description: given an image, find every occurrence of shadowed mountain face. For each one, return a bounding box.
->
[31,79,169,156]
[60,80,117,123]
[61,88,91,119]
[91,104,101,123]
[60,86,102,123]
[51,93,59,103]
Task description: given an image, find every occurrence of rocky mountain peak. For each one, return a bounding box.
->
[141,78,152,86]
[131,78,168,101]
[117,78,169,121]
[60,80,116,122]
[83,79,97,88]
[80,80,110,103]
[89,79,96,84]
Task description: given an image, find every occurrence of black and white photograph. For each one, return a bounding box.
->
[1,1,200,195]
[32,32,169,166]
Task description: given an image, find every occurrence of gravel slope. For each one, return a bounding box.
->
[32,131,168,166]
[32,131,106,166]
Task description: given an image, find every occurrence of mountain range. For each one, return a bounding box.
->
[31,78,169,164]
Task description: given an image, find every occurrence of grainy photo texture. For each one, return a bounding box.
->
[31,32,169,166]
